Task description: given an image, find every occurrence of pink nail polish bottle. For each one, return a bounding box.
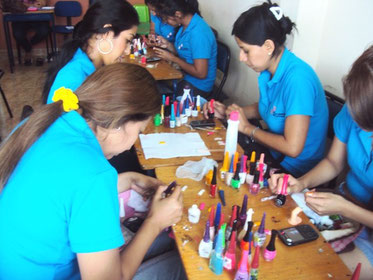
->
[263,229,278,261]
[249,172,260,195]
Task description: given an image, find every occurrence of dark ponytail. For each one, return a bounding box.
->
[157,0,200,18]
[42,0,139,104]
[232,0,296,57]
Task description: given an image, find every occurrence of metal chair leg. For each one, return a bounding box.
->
[0,85,13,118]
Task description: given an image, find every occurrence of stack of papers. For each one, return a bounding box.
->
[139,132,211,159]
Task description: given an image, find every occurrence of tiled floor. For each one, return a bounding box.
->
[0,52,48,138]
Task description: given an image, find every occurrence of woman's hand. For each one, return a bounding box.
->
[118,172,163,199]
[129,173,163,199]
[269,173,306,194]
[147,185,183,232]
[226,104,252,133]
[305,192,350,216]
[202,100,226,119]
[154,35,170,49]
[153,47,175,62]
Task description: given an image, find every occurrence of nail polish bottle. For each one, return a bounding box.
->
[199,220,213,258]
[239,155,248,184]
[225,155,235,186]
[209,166,217,198]
[250,172,260,195]
[220,152,230,180]
[209,229,224,275]
[234,249,249,280]
[239,194,248,226]
[231,162,241,189]
[225,205,237,242]
[254,212,267,247]
[223,229,237,271]
[250,246,260,280]
[263,230,278,261]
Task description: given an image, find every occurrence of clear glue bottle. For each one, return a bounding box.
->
[224,111,239,160]
[188,204,201,224]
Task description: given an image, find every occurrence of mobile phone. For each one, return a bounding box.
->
[190,119,216,128]
[122,216,145,233]
[146,56,161,63]
[277,224,319,246]
[162,180,177,198]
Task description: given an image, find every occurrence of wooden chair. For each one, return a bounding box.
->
[0,69,13,118]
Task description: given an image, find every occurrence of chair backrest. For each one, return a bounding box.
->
[54,1,82,26]
[325,90,345,139]
[213,40,231,101]
[133,4,149,23]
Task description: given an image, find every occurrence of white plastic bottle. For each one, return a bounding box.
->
[188,204,201,224]
[224,111,239,159]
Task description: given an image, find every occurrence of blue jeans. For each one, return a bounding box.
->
[134,249,186,280]
[134,231,186,280]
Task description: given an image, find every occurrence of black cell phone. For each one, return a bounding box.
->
[122,216,145,233]
[162,180,177,198]
[190,119,216,128]
[277,224,319,246]
[146,56,161,63]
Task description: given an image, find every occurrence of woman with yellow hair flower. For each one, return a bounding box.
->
[0,63,186,280]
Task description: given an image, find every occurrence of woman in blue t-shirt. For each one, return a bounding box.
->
[203,1,328,177]
[42,0,139,104]
[269,45,373,278]
[0,64,185,280]
[145,0,176,43]
[153,0,217,99]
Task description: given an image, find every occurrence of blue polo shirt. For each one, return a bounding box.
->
[151,14,176,42]
[174,13,217,92]
[258,48,328,177]
[47,48,96,104]
[0,111,124,279]
[334,105,373,204]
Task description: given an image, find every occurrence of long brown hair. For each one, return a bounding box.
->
[343,45,373,131]
[0,63,160,191]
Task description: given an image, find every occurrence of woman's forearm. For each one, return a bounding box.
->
[298,157,344,189]
[120,219,161,280]
[242,103,260,119]
[342,202,373,228]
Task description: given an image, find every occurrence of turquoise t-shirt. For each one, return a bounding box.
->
[151,14,176,43]
[258,48,328,177]
[0,111,124,279]
[47,48,96,104]
[334,105,373,204]
[174,13,217,92]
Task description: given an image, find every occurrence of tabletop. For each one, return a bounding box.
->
[121,49,183,81]
[155,165,352,280]
[134,114,243,170]
[3,9,54,16]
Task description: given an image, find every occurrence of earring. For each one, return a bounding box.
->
[268,52,272,56]
[116,127,121,131]
[97,38,113,55]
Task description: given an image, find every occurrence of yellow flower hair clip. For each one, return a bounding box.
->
[52,87,80,112]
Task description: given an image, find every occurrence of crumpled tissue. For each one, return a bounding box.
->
[176,157,218,181]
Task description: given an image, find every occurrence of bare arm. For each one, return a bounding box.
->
[154,47,208,79]
[269,137,347,194]
[242,114,310,158]
[77,185,183,280]
[305,192,373,229]
[226,103,260,120]
[171,57,208,79]
[117,172,162,195]
[298,137,347,188]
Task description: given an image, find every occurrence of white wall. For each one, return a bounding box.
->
[199,0,373,102]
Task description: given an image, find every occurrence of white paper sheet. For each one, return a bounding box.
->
[139,132,211,159]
